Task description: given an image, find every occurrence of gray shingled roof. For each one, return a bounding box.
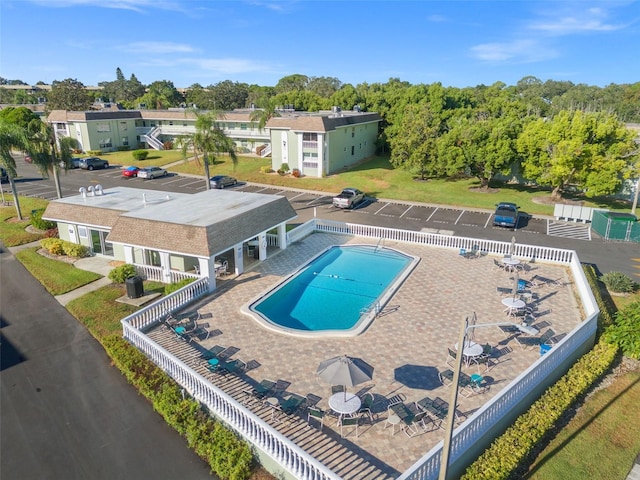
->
[266,111,380,132]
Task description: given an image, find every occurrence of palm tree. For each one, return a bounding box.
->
[176,111,237,190]
[0,121,30,220]
[250,100,280,131]
[27,119,79,199]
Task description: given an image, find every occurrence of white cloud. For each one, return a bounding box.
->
[28,0,185,13]
[470,39,558,63]
[125,42,197,54]
[136,56,273,76]
[427,14,447,23]
[528,5,627,35]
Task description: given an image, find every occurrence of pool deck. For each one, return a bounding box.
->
[149,233,582,479]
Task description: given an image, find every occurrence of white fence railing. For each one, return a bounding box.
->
[134,264,200,284]
[313,219,574,264]
[121,219,597,480]
[553,204,608,223]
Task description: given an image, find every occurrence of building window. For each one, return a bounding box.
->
[303,152,318,169]
[240,123,247,130]
[120,121,127,131]
[97,123,110,132]
[99,138,112,148]
[303,133,317,141]
[122,137,129,146]
[351,146,355,155]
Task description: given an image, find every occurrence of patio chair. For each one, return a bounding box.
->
[438,369,454,387]
[493,259,506,271]
[357,392,376,422]
[307,407,325,430]
[445,348,457,368]
[496,286,513,297]
[496,324,522,339]
[331,385,346,395]
[339,415,360,438]
[515,328,557,351]
[469,374,489,394]
[472,353,495,374]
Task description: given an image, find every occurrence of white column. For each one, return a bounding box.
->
[234,244,244,274]
[258,233,267,261]
[203,256,216,292]
[318,133,325,176]
[277,224,288,250]
[123,245,134,264]
[159,251,171,283]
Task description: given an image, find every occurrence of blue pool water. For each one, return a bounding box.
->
[248,245,417,335]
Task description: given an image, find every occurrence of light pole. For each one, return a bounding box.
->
[438,316,538,480]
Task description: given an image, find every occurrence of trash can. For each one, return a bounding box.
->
[540,344,552,356]
[125,275,144,299]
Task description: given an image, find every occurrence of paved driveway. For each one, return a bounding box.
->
[0,246,214,480]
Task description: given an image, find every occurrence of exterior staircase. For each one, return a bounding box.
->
[141,127,164,150]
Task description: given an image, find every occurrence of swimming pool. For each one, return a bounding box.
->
[243,244,419,337]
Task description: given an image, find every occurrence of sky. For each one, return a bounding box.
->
[1,0,639,89]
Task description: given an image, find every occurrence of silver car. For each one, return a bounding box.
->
[209,175,238,189]
[138,166,167,179]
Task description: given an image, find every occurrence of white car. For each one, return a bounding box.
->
[137,166,167,179]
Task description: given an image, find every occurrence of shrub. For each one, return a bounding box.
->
[30,208,56,230]
[291,168,301,178]
[102,335,253,479]
[164,277,196,295]
[108,264,137,283]
[40,238,64,255]
[604,300,640,359]
[277,163,290,175]
[600,271,637,294]
[87,149,102,156]
[117,146,130,151]
[260,165,273,174]
[132,149,149,161]
[163,140,173,150]
[62,242,89,258]
[44,227,59,238]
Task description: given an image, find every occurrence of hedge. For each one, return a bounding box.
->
[102,335,253,480]
[460,264,620,480]
[40,238,89,258]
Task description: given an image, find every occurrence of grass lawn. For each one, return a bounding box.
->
[15,247,103,295]
[66,281,165,339]
[0,196,51,246]
[525,369,640,480]
[168,154,633,216]
[96,149,186,168]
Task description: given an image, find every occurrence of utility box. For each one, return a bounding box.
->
[125,275,144,299]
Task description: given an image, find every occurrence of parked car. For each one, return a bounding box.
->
[122,166,140,178]
[333,188,365,209]
[209,175,237,189]
[59,158,81,169]
[493,202,520,228]
[138,166,167,179]
[79,157,109,170]
[0,166,8,183]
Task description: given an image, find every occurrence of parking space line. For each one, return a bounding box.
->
[454,210,465,224]
[290,192,306,201]
[374,203,390,215]
[426,207,439,222]
[160,177,188,185]
[484,216,493,228]
[399,205,413,218]
[253,186,272,193]
[307,195,329,206]
[181,179,203,188]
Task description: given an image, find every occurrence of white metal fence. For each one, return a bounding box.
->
[121,219,598,480]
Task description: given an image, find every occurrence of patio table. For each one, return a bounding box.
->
[501,297,525,315]
[455,341,484,367]
[502,257,521,272]
[328,392,361,422]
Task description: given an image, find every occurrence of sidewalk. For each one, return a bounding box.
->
[8,241,115,306]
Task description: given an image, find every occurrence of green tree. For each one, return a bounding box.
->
[0,121,30,219]
[307,76,342,97]
[137,80,183,109]
[275,74,309,94]
[517,110,637,198]
[249,100,280,131]
[27,119,79,198]
[47,78,93,111]
[210,80,249,110]
[388,102,445,180]
[175,112,237,190]
[0,106,39,129]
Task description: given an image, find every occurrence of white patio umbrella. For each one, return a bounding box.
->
[512,270,520,300]
[316,355,374,399]
[509,236,517,256]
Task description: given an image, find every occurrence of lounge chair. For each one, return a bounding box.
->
[248,379,276,404]
[496,286,513,296]
[439,369,454,387]
[515,328,557,351]
[277,393,306,421]
[496,324,522,339]
[218,359,246,377]
[307,407,325,430]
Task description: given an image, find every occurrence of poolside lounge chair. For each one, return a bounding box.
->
[439,369,454,387]
[515,328,557,351]
[307,407,325,430]
[276,393,307,422]
[244,379,277,405]
[218,359,246,378]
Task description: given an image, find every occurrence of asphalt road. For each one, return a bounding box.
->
[4,154,639,279]
[0,246,214,479]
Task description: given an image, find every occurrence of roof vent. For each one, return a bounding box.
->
[87,185,95,196]
[79,187,86,198]
[95,184,104,196]
[142,193,147,204]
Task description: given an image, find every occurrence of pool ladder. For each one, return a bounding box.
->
[360,301,381,317]
[374,237,384,252]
